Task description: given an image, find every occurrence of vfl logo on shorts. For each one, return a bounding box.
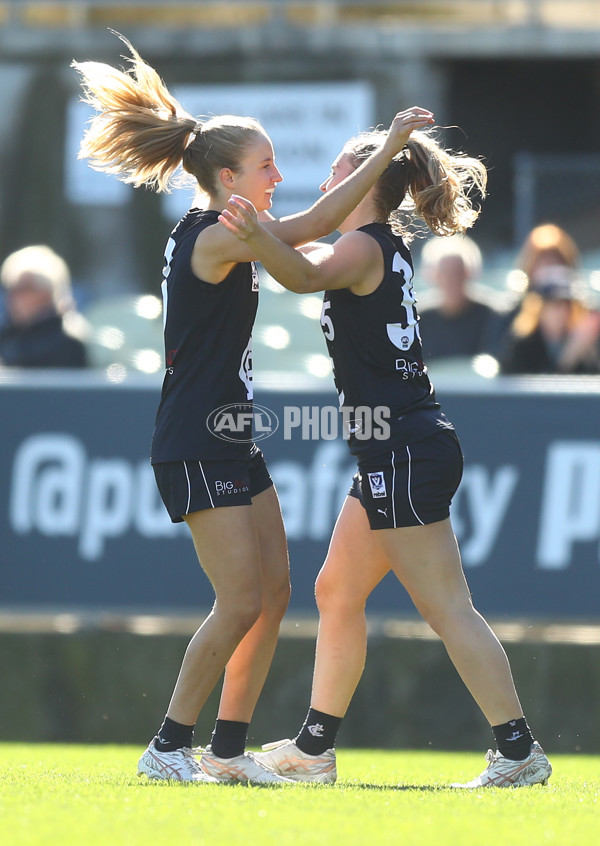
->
[368,472,386,498]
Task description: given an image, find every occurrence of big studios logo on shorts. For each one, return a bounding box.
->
[207,403,279,443]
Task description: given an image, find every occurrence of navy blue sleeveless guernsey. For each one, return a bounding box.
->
[320,222,452,458]
[151,208,258,463]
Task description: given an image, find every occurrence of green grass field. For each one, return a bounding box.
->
[1,744,598,846]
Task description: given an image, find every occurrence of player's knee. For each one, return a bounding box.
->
[315,566,363,617]
[418,594,475,638]
[218,590,263,636]
[235,604,262,638]
[262,575,291,622]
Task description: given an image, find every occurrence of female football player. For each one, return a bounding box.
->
[219,124,552,789]
[72,33,434,783]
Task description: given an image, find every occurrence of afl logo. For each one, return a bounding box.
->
[206,402,279,443]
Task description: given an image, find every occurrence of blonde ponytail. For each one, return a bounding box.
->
[345,127,487,240]
[72,33,196,192]
[403,132,487,236]
[72,33,266,197]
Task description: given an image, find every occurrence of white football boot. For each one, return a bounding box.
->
[197,745,294,784]
[253,738,337,783]
[451,741,552,788]
[137,739,217,782]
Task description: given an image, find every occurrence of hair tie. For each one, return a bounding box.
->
[185,121,202,149]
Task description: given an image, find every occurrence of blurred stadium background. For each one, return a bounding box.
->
[1,1,600,751]
[1,0,600,377]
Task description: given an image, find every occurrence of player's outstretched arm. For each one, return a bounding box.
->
[201,107,434,277]
[219,195,375,294]
[270,107,435,247]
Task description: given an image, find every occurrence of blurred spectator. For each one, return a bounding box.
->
[498,223,585,362]
[501,265,600,375]
[512,223,580,294]
[417,234,506,360]
[0,245,88,368]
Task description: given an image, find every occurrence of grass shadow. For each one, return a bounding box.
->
[337,782,447,792]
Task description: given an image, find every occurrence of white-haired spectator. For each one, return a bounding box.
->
[417,234,506,361]
[0,245,88,368]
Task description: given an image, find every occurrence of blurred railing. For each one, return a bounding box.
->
[0,1,598,31]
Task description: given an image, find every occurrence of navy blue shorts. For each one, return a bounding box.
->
[348,429,463,530]
[153,444,273,523]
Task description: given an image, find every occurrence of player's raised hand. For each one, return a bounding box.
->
[218,195,259,241]
[384,107,435,155]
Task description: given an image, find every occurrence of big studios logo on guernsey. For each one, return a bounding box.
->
[207,403,279,443]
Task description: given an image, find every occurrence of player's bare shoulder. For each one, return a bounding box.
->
[190,220,238,284]
[337,230,385,296]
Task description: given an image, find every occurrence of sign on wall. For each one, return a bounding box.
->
[163,81,374,220]
[65,81,374,217]
[1,378,600,619]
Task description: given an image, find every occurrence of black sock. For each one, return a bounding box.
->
[210,719,249,759]
[295,707,342,756]
[154,716,194,752]
[493,717,534,761]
